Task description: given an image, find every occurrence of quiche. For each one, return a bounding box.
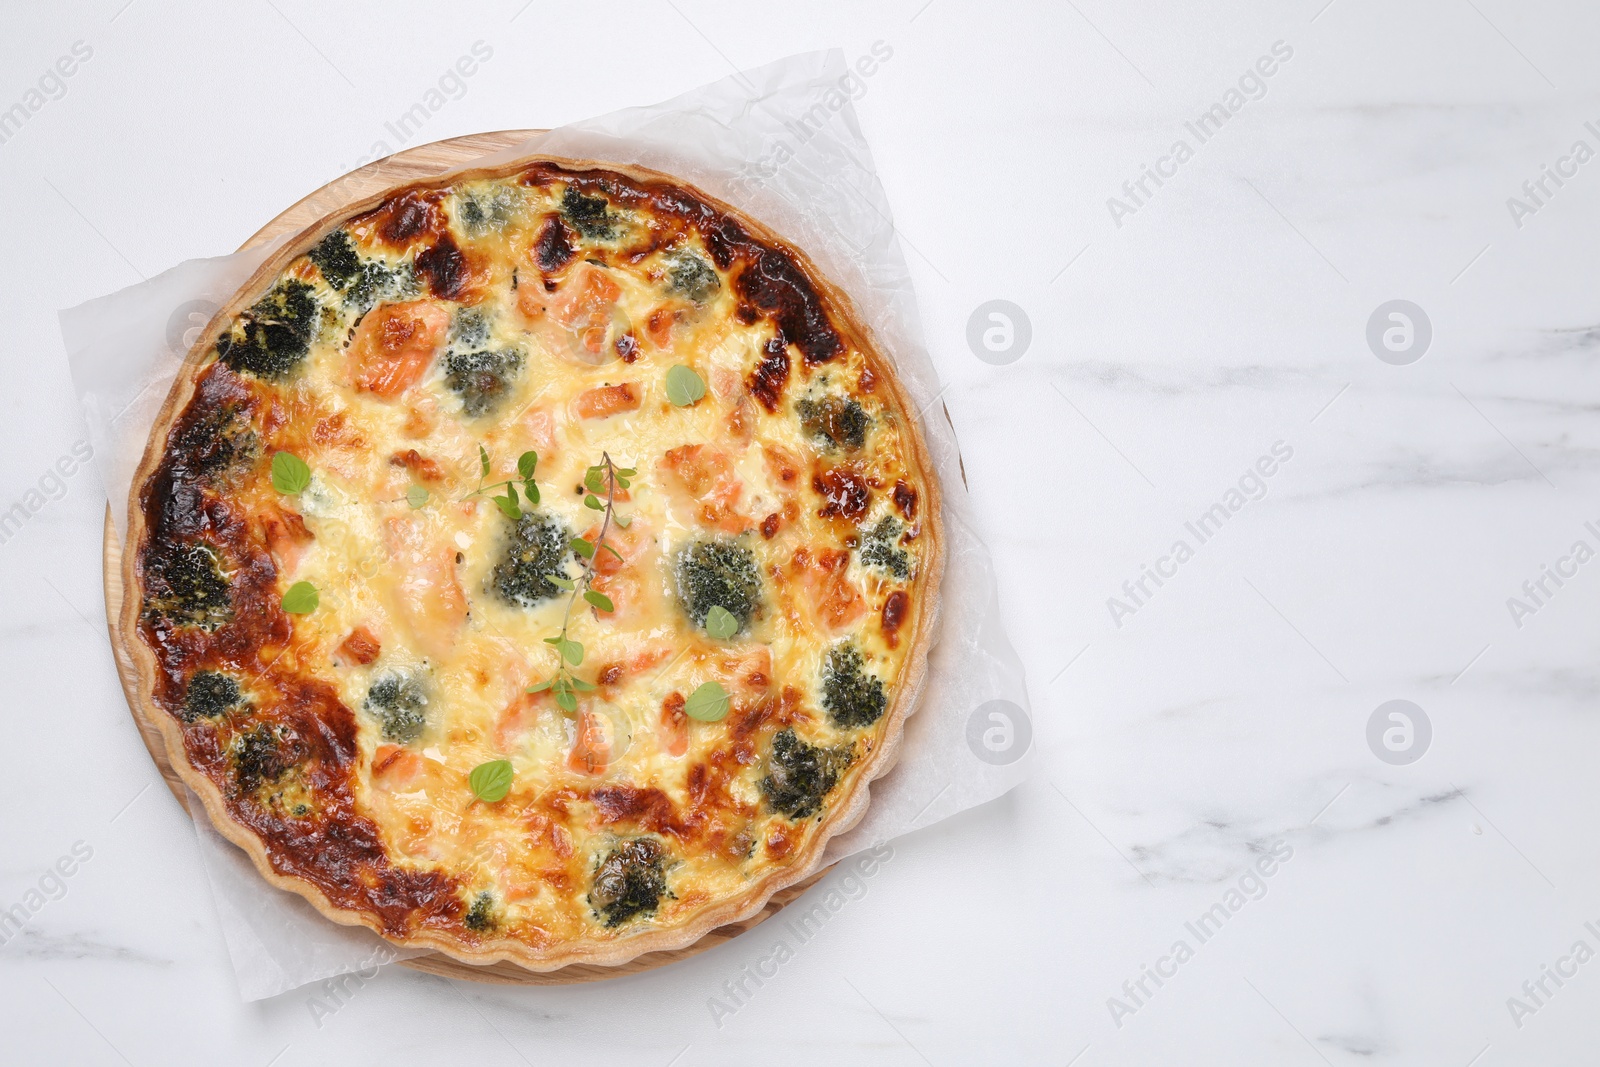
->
[122,158,942,969]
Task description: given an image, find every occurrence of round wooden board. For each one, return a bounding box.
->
[101,129,830,986]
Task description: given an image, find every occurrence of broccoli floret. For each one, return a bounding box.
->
[797,394,870,451]
[762,728,853,820]
[665,251,720,303]
[561,186,620,240]
[364,673,429,743]
[182,671,241,723]
[462,891,497,932]
[343,259,415,314]
[215,279,319,380]
[307,230,361,290]
[457,185,523,237]
[675,539,761,632]
[491,511,573,608]
[821,644,887,729]
[859,516,910,579]
[231,723,295,794]
[144,542,232,630]
[172,402,258,482]
[443,348,523,417]
[588,838,668,927]
[450,307,490,348]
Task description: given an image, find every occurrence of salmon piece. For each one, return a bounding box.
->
[261,506,314,575]
[520,406,558,457]
[582,518,651,576]
[335,625,381,666]
[727,396,754,447]
[384,516,467,660]
[553,265,621,334]
[402,394,439,438]
[580,519,654,623]
[495,690,546,751]
[567,711,612,775]
[574,383,639,420]
[481,840,543,903]
[389,449,445,483]
[763,445,803,495]
[588,572,641,621]
[525,813,577,860]
[661,444,749,534]
[710,366,741,400]
[645,305,677,348]
[659,692,689,758]
[715,646,774,696]
[519,264,622,363]
[373,744,426,789]
[628,644,673,674]
[349,300,450,398]
[786,547,866,633]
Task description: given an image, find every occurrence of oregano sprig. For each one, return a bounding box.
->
[525,452,636,712]
[464,444,541,519]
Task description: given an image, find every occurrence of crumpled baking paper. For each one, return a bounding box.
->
[61,49,1032,1001]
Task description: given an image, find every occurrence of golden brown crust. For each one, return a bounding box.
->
[120,155,943,971]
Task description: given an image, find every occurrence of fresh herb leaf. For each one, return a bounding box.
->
[479,444,491,478]
[406,485,429,509]
[271,451,311,494]
[558,638,584,666]
[584,468,605,494]
[555,687,577,712]
[549,575,576,591]
[705,604,738,640]
[685,681,730,722]
[281,580,319,614]
[469,759,514,803]
[601,543,624,562]
[613,512,632,528]
[569,676,597,691]
[495,492,520,520]
[518,450,539,480]
[665,364,707,407]
[571,537,595,559]
[526,679,553,693]
[584,589,614,612]
[584,495,604,510]
[524,481,540,506]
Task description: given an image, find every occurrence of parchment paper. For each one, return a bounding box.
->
[61,49,1032,1001]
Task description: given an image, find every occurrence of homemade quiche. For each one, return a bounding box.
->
[122,158,942,969]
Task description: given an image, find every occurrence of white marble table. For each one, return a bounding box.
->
[5,1,1599,1063]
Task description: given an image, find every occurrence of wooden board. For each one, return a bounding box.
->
[101,130,829,986]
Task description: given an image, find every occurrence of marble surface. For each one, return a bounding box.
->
[4,0,1599,1063]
